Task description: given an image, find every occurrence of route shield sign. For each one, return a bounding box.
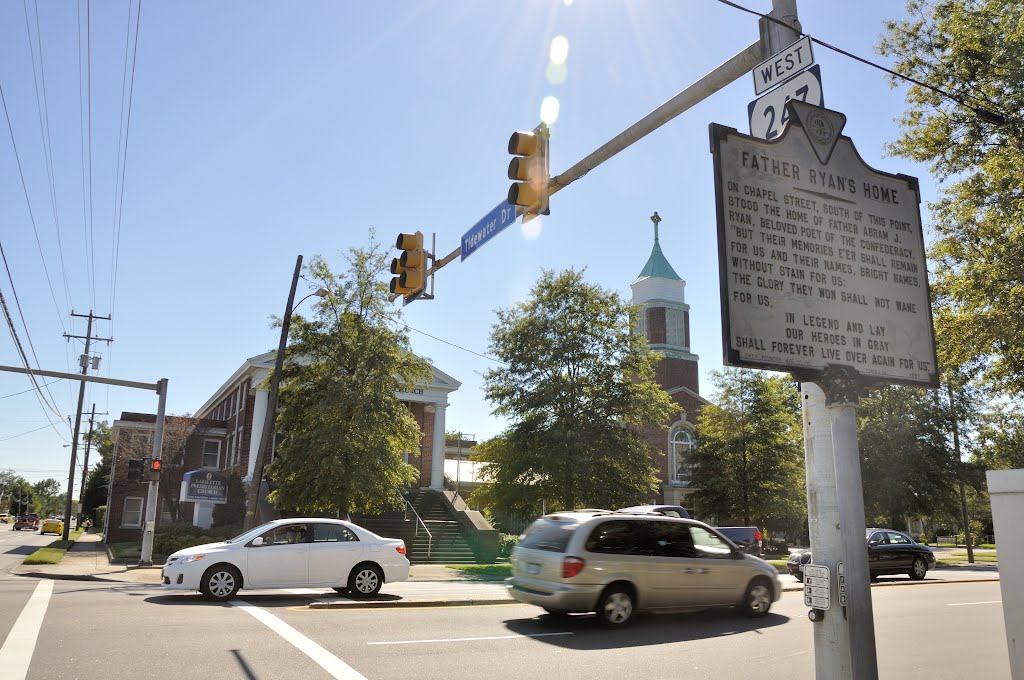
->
[748,65,823,141]
[710,101,938,387]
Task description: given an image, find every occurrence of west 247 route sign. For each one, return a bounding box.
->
[710,101,938,387]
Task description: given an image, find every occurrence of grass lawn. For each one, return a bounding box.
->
[767,559,789,570]
[447,564,512,579]
[110,542,167,563]
[22,528,86,565]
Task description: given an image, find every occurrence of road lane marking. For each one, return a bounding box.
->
[230,600,366,679]
[368,632,574,645]
[948,600,1002,606]
[0,579,54,680]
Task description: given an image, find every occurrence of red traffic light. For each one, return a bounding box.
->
[151,459,162,471]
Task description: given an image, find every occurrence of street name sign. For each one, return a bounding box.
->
[803,564,830,609]
[710,101,938,387]
[748,65,823,141]
[461,200,518,261]
[752,35,813,95]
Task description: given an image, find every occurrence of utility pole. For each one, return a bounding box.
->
[78,404,106,526]
[138,378,168,565]
[244,256,303,530]
[62,311,112,540]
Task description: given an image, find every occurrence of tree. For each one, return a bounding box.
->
[268,238,429,517]
[32,478,63,516]
[856,386,961,529]
[470,269,675,515]
[879,0,1024,394]
[81,422,113,520]
[690,368,805,537]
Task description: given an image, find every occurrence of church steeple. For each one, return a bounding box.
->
[635,212,682,282]
[630,212,699,394]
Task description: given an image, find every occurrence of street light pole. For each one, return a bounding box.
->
[243,256,328,530]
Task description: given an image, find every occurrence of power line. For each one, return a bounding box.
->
[0,379,63,400]
[712,0,1010,126]
[85,0,97,310]
[0,81,69,335]
[23,0,74,319]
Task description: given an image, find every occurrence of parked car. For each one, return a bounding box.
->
[616,504,691,519]
[13,514,40,531]
[508,510,781,627]
[787,528,937,581]
[0,513,9,523]
[162,518,410,601]
[40,518,65,535]
[715,526,764,557]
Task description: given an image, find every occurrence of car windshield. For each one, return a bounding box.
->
[518,518,579,553]
[225,522,278,544]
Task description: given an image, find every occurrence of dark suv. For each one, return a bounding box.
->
[715,527,764,557]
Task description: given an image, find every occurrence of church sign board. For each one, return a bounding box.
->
[181,469,229,504]
[709,101,938,387]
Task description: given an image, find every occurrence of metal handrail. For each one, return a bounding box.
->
[403,498,432,561]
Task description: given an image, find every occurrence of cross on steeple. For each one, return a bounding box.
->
[651,211,662,244]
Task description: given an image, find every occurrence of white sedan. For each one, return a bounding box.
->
[162,518,409,601]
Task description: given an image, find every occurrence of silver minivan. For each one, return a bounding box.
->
[508,511,781,626]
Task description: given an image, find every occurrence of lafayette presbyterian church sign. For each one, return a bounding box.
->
[710,101,937,387]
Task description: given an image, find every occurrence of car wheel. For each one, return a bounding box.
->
[597,585,635,627]
[741,577,773,617]
[348,564,384,597]
[201,565,242,601]
[909,556,928,580]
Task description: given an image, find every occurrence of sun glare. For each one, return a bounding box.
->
[521,218,543,240]
[540,95,560,125]
[549,35,570,65]
[546,62,568,85]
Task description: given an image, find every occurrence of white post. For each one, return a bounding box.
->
[824,385,878,680]
[987,468,1024,678]
[430,404,447,490]
[139,378,168,566]
[247,388,270,480]
[802,383,851,677]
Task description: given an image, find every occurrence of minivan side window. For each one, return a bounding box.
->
[689,526,734,559]
[651,522,697,558]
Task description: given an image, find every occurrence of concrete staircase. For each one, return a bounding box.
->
[352,490,481,565]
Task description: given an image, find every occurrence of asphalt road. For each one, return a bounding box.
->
[0,568,1010,679]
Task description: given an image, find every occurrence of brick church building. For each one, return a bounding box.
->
[632,212,710,508]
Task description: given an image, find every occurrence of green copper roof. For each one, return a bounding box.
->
[636,239,681,281]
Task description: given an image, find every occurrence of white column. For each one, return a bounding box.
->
[430,404,447,490]
[987,468,1024,679]
[247,389,269,481]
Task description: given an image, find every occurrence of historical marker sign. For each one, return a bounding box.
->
[710,101,938,387]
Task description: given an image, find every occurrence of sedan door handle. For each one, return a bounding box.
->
[682,567,709,575]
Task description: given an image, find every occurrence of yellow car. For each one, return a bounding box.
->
[40,518,64,535]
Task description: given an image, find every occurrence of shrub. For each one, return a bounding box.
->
[95,506,106,529]
[152,521,241,558]
[213,474,246,528]
[497,533,519,561]
[917,534,930,546]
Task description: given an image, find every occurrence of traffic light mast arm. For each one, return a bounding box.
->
[548,38,764,197]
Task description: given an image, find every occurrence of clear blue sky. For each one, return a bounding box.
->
[1,1,938,495]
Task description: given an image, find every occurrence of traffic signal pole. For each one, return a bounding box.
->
[138,378,168,566]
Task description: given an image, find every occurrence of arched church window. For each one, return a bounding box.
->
[669,428,694,485]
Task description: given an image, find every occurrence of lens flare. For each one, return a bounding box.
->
[540,96,560,125]
[546,62,568,85]
[521,218,543,240]
[564,0,573,6]
[549,35,570,65]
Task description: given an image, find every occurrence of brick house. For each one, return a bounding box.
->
[104,413,227,543]
[632,213,711,509]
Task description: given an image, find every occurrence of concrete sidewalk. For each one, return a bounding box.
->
[13,532,1000,609]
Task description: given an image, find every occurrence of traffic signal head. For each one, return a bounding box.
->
[507,122,550,223]
[148,458,162,481]
[389,231,427,301]
[127,459,144,482]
